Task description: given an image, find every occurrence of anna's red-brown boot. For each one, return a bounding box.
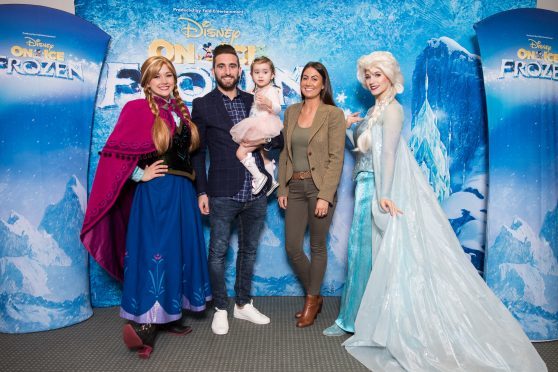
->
[123,322,158,359]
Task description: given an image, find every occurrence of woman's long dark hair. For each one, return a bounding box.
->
[300,61,336,106]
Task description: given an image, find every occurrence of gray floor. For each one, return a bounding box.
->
[0,297,556,372]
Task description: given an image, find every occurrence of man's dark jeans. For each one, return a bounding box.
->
[208,196,267,310]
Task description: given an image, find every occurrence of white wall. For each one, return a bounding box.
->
[538,0,558,11]
[0,0,74,13]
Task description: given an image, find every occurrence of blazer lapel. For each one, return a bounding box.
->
[210,89,234,128]
[308,103,328,143]
[286,103,302,159]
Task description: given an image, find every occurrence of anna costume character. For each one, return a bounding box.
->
[81,56,211,358]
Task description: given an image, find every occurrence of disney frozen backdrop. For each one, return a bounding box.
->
[0,4,109,332]
[77,0,531,298]
[76,0,540,311]
[476,8,558,340]
[4,0,555,339]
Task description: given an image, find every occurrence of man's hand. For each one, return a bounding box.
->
[198,194,210,215]
[240,137,267,147]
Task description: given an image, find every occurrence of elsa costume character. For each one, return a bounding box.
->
[343,51,546,372]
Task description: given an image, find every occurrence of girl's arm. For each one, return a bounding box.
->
[258,86,282,114]
[269,86,282,114]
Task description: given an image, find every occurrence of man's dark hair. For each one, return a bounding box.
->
[212,44,239,68]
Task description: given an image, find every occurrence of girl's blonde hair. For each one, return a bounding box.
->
[140,56,199,154]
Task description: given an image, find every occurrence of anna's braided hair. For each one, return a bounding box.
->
[140,56,199,154]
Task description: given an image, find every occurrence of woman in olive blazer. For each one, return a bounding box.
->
[277,61,345,328]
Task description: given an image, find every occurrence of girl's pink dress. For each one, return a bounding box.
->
[230,85,282,143]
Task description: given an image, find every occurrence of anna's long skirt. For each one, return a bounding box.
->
[335,171,374,333]
[120,175,212,324]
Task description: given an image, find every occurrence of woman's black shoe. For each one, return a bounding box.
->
[161,319,193,335]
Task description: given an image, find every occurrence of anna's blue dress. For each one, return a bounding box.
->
[119,102,211,324]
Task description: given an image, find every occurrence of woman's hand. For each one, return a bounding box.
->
[255,92,273,112]
[278,196,288,210]
[141,160,168,182]
[346,112,362,128]
[380,198,403,217]
[314,198,329,218]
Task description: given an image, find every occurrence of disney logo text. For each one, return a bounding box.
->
[25,37,54,50]
[179,17,240,44]
[529,39,551,52]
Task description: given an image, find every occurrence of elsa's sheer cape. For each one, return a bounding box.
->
[343,101,546,372]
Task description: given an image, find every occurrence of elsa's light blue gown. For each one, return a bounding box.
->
[343,101,546,371]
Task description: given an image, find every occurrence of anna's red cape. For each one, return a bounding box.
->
[80,98,184,281]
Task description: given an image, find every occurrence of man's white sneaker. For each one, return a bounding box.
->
[211,308,229,335]
[233,300,270,324]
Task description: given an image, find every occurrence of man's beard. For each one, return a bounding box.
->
[216,74,240,91]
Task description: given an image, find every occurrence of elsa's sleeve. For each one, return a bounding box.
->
[346,126,355,148]
[380,104,403,199]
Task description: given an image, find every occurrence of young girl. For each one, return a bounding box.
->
[230,56,283,195]
[81,56,211,359]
